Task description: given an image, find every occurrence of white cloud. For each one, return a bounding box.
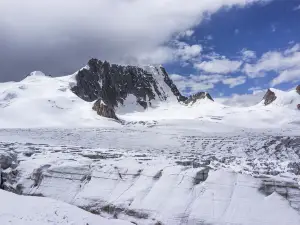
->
[241,49,256,61]
[170,74,217,94]
[222,76,247,88]
[234,29,240,35]
[284,44,300,55]
[271,68,300,87]
[248,86,263,93]
[271,24,276,32]
[215,90,266,107]
[0,0,270,71]
[243,44,300,78]
[177,29,195,38]
[175,42,203,61]
[195,58,242,74]
[170,73,246,95]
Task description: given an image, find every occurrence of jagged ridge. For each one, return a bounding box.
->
[71,59,213,118]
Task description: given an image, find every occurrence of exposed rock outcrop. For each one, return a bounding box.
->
[263,89,277,105]
[71,59,185,108]
[185,92,214,105]
[92,99,118,120]
[296,85,300,95]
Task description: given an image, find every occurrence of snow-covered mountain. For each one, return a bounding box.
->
[261,86,300,108]
[0,60,299,129]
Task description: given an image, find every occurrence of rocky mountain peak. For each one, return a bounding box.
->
[70,58,214,119]
[263,89,277,105]
[185,92,214,105]
[71,59,186,109]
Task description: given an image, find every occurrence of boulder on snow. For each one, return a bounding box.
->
[263,89,277,106]
[185,92,214,105]
[92,99,118,120]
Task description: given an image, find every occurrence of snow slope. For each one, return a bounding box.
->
[0,72,119,128]
[260,87,300,109]
[0,190,131,225]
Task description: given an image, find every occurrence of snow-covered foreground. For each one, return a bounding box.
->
[1,128,300,225]
[0,190,131,225]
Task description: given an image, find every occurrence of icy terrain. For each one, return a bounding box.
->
[0,71,300,224]
[0,189,131,225]
[1,127,300,225]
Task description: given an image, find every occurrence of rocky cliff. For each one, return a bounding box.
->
[263,89,277,105]
[71,59,186,109]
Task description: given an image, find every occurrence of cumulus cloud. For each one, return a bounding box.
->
[170,73,246,95]
[0,0,269,81]
[222,76,247,88]
[243,44,300,79]
[194,58,242,74]
[271,69,300,87]
[170,74,221,94]
[215,90,266,107]
[241,49,257,61]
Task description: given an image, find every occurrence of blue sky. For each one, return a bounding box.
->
[165,0,300,97]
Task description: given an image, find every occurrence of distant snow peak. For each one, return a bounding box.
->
[185,91,214,105]
[261,86,300,109]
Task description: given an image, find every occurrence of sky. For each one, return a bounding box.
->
[0,0,300,100]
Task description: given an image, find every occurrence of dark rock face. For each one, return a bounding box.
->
[185,92,214,105]
[296,85,300,95]
[263,89,277,105]
[71,59,186,109]
[159,67,187,102]
[92,99,118,120]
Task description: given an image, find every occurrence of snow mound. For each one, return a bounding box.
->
[0,190,130,225]
[0,73,119,128]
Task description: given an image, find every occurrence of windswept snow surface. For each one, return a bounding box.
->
[0,190,131,225]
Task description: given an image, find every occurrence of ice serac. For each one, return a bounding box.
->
[185,91,214,105]
[71,59,186,110]
[263,89,277,105]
